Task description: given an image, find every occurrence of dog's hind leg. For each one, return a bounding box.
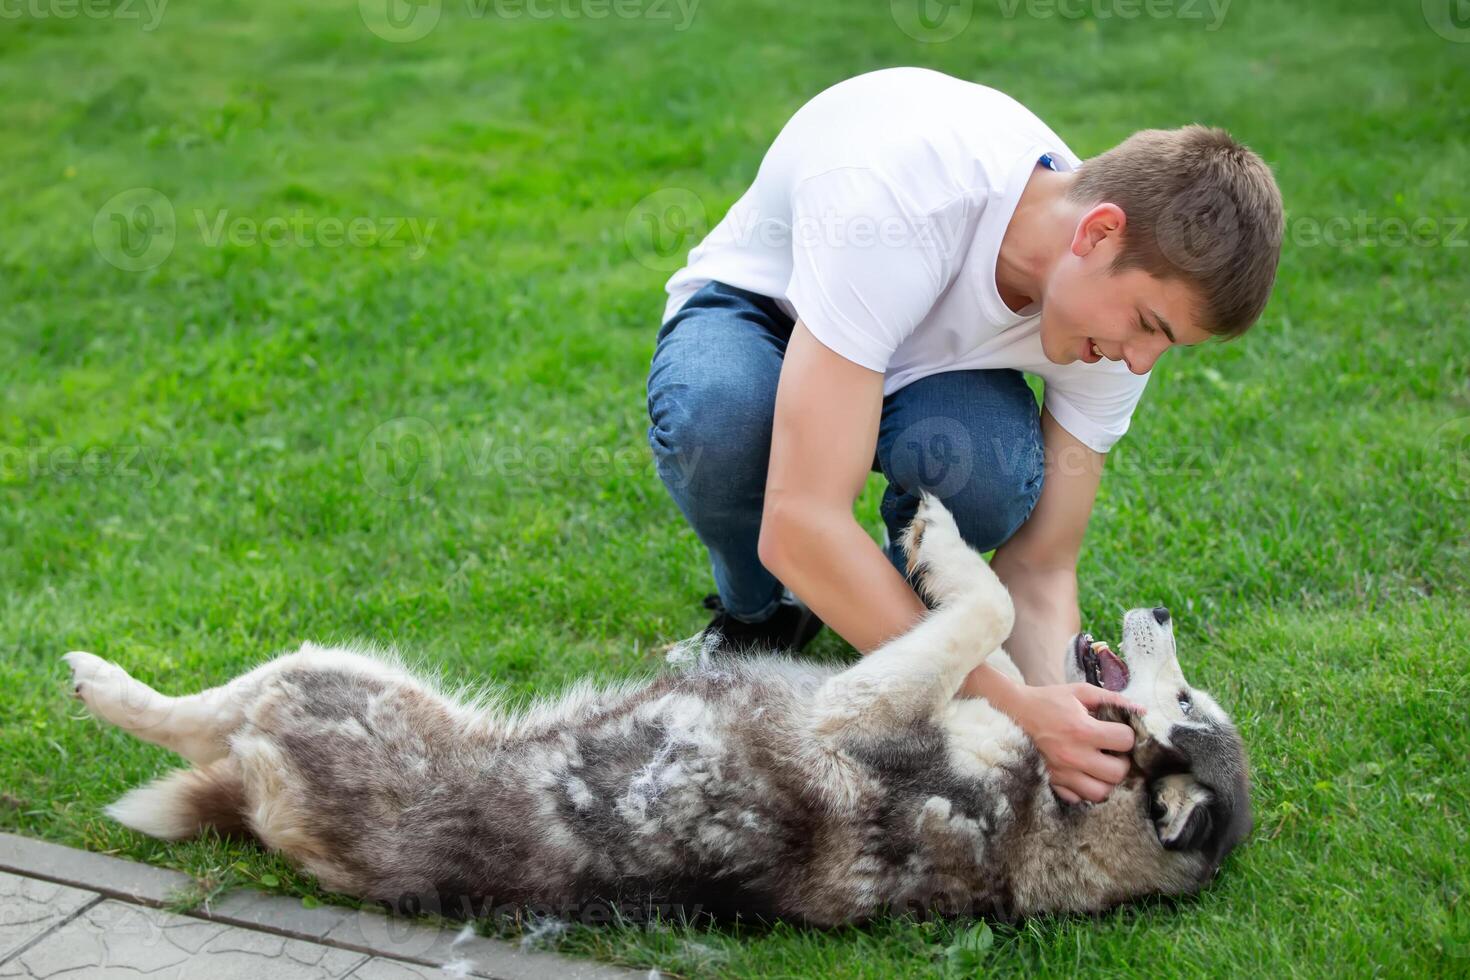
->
[809,492,1014,739]
[63,652,255,765]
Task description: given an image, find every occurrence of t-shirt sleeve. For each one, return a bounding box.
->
[1042,366,1152,454]
[784,168,951,372]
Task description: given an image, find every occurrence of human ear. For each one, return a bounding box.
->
[1071,203,1127,258]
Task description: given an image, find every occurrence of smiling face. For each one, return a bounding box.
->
[1036,204,1216,374]
[1064,608,1254,870]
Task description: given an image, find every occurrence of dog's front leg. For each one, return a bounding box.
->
[808,493,1014,741]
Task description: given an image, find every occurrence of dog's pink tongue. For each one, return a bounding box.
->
[1097,648,1129,691]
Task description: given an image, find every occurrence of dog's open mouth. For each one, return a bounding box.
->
[1074,632,1130,692]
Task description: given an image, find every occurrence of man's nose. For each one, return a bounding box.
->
[1124,340,1166,375]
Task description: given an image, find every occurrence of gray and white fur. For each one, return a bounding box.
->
[63,494,1251,927]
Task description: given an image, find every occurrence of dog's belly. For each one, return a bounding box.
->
[229,656,841,917]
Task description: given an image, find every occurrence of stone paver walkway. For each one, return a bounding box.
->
[0,834,647,979]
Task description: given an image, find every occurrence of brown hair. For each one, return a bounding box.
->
[1067,125,1284,338]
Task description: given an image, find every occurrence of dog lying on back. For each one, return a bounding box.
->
[64,494,1251,926]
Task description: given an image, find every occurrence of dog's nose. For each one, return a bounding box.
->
[1152,606,1171,626]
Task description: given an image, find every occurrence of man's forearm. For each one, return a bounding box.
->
[759,505,928,655]
[762,503,1078,685]
[970,557,1080,688]
[955,659,1028,713]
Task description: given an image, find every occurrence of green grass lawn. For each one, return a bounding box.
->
[2,0,1467,974]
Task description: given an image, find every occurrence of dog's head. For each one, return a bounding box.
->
[1064,607,1252,874]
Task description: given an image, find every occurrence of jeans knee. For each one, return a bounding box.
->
[879,369,1045,554]
[946,469,1043,552]
[881,426,1043,554]
[647,379,773,505]
[880,456,1042,559]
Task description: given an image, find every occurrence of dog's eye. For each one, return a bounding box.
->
[1178,691,1192,713]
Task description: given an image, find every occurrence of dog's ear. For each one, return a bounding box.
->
[1151,774,1215,851]
[1160,797,1213,851]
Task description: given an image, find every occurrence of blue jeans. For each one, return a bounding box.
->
[646,280,1045,623]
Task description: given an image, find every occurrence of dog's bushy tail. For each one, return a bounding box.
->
[106,757,251,841]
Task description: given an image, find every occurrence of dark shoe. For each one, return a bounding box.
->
[701,592,825,654]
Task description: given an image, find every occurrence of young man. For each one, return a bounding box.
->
[645,67,1283,804]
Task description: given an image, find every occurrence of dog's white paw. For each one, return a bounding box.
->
[63,651,110,703]
[63,650,151,725]
[902,492,982,605]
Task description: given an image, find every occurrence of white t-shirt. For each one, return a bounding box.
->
[662,66,1149,453]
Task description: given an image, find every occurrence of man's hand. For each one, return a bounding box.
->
[1008,681,1143,804]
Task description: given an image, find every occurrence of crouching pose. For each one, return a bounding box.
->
[65,495,1251,927]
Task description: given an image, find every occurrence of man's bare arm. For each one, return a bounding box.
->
[756,319,929,654]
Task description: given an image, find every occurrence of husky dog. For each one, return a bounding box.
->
[64,495,1250,927]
